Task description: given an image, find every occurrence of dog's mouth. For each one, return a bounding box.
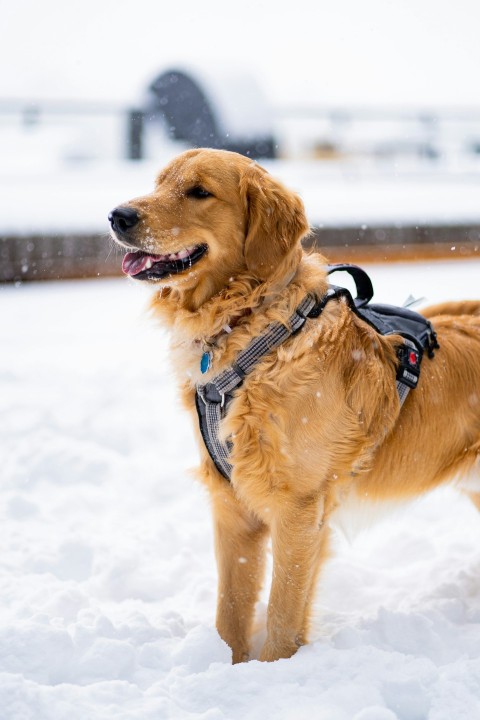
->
[121,244,208,280]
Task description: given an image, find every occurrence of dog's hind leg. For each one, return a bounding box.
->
[211,483,268,664]
[259,494,327,662]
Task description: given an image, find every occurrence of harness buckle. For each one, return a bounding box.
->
[197,384,226,407]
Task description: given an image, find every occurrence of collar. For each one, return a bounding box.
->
[200,307,252,349]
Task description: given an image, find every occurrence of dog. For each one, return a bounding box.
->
[109,148,480,663]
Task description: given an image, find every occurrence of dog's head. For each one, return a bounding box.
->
[109,148,309,303]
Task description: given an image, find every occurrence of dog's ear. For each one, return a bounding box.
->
[240,163,309,280]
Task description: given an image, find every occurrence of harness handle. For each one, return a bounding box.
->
[326,264,374,308]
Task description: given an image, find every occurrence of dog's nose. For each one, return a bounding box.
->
[109,207,140,234]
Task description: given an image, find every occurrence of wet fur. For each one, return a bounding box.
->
[111,148,480,663]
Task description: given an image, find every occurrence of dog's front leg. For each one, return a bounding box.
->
[211,484,268,663]
[260,495,326,662]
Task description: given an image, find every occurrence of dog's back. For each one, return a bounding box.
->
[422,300,480,318]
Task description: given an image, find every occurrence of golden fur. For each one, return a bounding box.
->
[111,148,480,663]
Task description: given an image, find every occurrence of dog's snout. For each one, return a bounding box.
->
[109,207,140,234]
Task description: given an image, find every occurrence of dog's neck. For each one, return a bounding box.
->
[150,254,330,349]
[202,268,298,341]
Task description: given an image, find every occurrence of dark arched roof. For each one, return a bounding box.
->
[146,68,275,159]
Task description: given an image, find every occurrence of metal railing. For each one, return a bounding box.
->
[1,98,480,165]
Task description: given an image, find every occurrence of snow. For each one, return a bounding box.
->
[1,259,480,719]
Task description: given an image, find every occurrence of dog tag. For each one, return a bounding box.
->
[200,350,212,374]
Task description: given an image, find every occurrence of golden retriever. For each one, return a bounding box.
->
[109,148,480,663]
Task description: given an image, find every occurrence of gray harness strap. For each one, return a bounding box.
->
[195,294,317,479]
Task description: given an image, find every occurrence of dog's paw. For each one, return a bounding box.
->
[258,639,299,662]
[232,649,250,664]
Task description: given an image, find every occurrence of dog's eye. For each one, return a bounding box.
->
[186,186,213,199]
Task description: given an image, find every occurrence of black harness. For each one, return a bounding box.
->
[195,264,439,480]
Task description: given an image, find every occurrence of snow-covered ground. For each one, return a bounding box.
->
[1,260,480,720]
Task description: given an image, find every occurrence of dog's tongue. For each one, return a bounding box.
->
[122,251,160,276]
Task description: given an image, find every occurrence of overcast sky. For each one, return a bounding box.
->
[2,0,480,109]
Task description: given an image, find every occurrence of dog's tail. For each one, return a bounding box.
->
[421,300,480,319]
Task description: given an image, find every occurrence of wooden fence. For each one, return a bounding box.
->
[1,225,479,282]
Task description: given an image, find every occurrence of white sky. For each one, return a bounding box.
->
[2,0,480,108]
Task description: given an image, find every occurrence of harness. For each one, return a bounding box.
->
[195,264,439,480]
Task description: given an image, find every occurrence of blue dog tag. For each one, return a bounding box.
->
[200,351,212,374]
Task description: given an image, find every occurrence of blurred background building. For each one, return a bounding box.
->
[1,0,480,280]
